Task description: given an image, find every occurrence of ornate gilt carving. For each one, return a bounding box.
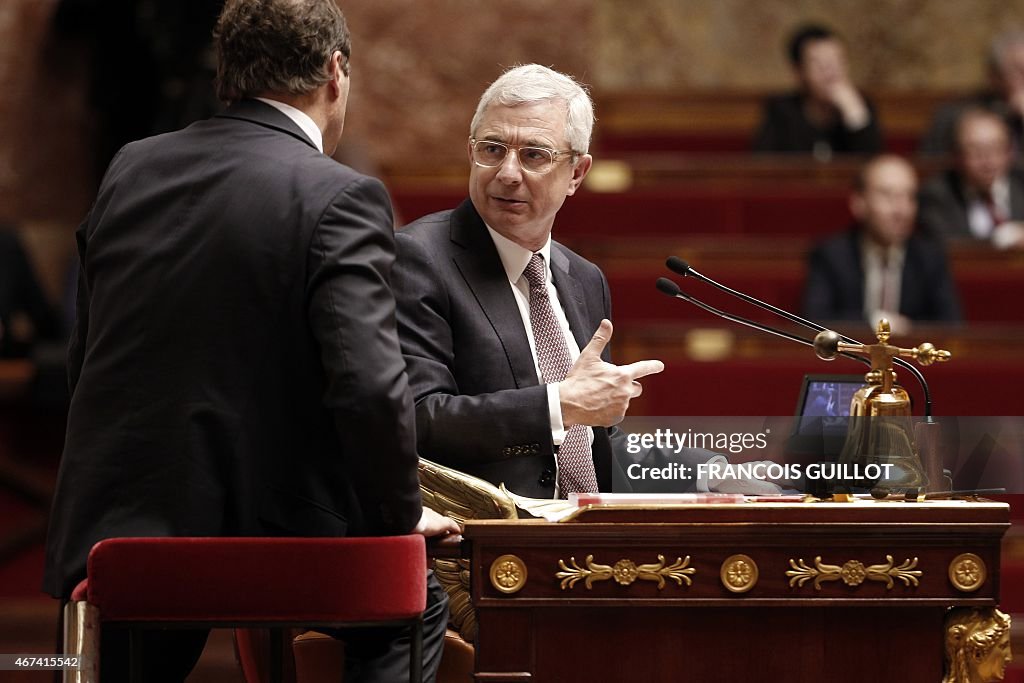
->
[943,608,1012,682]
[418,457,519,641]
[419,457,518,524]
[556,554,694,590]
[489,554,528,594]
[721,554,758,593]
[786,555,922,590]
[949,553,987,593]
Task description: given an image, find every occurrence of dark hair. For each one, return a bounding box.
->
[214,0,351,104]
[787,23,835,66]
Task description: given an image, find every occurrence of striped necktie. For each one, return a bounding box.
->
[522,253,598,495]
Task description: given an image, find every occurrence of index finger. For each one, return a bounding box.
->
[621,359,665,380]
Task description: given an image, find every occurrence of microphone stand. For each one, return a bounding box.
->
[660,257,952,495]
[655,278,872,370]
[665,257,934,418]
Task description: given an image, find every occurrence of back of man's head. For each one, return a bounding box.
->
[214,0,351,104]
[469,64,595,155]
[786,23,836,67]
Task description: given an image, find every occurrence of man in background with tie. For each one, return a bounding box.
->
[393,65,775,499]
[919,108,1024,250]
[802,155,962,335]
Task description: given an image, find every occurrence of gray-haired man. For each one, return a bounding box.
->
[393,65,777,500]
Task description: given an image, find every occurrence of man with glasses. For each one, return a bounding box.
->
[393,65,776,499]
[920,108,1024,249]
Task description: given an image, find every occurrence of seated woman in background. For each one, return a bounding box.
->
[753,23,883,160]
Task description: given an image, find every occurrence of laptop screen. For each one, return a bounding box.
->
[787,374,867,457]
[796,375,866,423]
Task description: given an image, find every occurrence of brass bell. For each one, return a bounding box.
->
[814,320,951,495]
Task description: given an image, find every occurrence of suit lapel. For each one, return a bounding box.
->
[1009,171,1024,220]
[550,244,592,351]
[449,201,539,389]
[947,172,974,238]
[840,229,867,313]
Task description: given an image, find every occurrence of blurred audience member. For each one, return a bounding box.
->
[753,23,882,159]
[919,108,1024,249]
[802,155,962,334]
[0,227,62,357]
[919,31,1024,159]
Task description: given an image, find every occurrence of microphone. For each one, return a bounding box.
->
[655,278,872,369]
[663,257,935,417]
[668,256,846,333]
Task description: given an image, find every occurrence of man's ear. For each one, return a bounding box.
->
[566,154,593,196]
[328,51,347,97]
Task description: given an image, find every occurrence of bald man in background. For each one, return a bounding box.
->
[802,155,962,334]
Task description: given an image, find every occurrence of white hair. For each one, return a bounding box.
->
[990,30,1024,73]
[470,64,594,155]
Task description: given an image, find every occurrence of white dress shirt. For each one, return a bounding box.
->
[965,176,1010,240]
[255,97,324,154]
[860,237,906,326]
[484,226,592,452]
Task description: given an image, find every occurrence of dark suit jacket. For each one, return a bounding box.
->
[918,169,1024,241]
[393,199,710,498]
[752,91,883,155]
[801,227,963,324]
[43,99,421,598]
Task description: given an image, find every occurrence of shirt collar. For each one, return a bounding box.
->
[484,225,553,285]
[254,97,324,153]
[859,233,906,265]
[963,174,1009,205]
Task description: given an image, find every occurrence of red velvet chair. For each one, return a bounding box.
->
[62,536,427,683]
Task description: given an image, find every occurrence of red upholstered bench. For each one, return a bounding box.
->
[63,536,427,683]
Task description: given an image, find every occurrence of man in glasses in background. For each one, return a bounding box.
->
[392,64,776,500]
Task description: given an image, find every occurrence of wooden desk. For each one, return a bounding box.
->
[465,502,1009,682]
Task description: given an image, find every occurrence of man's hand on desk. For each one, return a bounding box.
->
[413,507,462,538]
[709,460,785,495]
[560,319,665,428]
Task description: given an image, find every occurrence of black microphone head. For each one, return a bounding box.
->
[655,277,681,297]
[813,329,842,360]
[665,256,691,277]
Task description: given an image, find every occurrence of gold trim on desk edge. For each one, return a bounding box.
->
[948,553,987,592]
[721,554,758,593]
[786,555,922,590]
[489,554,528,594]
[556,554,695,590]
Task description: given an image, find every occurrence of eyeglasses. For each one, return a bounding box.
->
[469,138,577,174]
